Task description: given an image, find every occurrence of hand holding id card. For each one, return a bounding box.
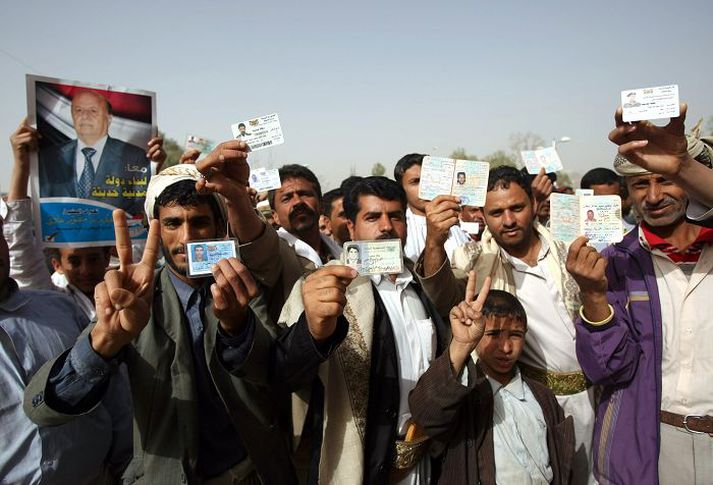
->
[418,156,490,206]
[550,194,623,244]
[342,240,403,275]
[231,113,284,152]
[186,239,240,278]
[621,85,679,122]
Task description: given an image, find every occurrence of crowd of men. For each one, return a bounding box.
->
[1,100,713,485]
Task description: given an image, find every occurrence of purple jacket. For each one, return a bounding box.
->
[575,228,663,485]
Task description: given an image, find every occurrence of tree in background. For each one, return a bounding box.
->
[483,150,517,167]
[159,131,184,169]
[371,162,386,176]
[509,131,546,157]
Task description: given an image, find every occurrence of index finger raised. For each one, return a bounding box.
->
[112,210,133,270]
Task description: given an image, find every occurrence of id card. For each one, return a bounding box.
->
[249,167,282,192]
[621,85,679,122]
[575,188,594,196]
[231,113,284,152]
[550,194,623,244]
[418,156,489,206]
[342,239,403,275]
[186,239,239,278]
[521,147,563,174]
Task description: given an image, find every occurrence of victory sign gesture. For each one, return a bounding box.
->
[448,271,492,374]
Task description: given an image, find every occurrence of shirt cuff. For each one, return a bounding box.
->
[69,334,116,384]
[579,304,615,327]
[309,315,349,360]
[2,198,32,222]
[217,312,257,371]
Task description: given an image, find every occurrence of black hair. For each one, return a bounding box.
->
[153,179,224,225]
[489,166,533,199]
[481,289,528,328]
[267,164,322,210]
[580,168,622,189]
[344,176,407,222]
[238,123,246,129]
[393,153,426,184]
[321,188,344,217]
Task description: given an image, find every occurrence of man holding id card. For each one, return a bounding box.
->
[273,176,450,484]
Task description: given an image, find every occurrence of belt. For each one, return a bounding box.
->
[660,410,713,436]
[519,362,591,395]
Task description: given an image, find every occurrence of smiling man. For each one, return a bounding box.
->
[273,176,451,484]
[566,106,713,484]
[268,164,341,268]
[415,165,597,484]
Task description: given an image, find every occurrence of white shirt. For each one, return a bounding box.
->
[277,227,342,268]
[488,368,553,485]
[640,229,713,415]
[404,207,471,264]
[75,135,108,182]
[371,268,435,485]
[500,236,580,372]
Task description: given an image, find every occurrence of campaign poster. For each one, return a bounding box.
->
[27,74,156,247]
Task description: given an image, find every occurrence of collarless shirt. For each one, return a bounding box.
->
[500,235,579,371]
[370,268,434,485]
[487,368,553,485]
[75,135,108,183]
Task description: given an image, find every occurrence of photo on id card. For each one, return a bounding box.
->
[186,239,240,278]
[342,239,403,275]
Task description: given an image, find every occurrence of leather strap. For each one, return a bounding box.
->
[660,410,713,435]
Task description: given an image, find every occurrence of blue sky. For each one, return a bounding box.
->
[1,0,711,191]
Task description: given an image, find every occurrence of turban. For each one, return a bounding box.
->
[144,164,226,222]
[613,133,713,177]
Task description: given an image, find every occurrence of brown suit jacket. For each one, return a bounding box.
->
[409,349,575,485]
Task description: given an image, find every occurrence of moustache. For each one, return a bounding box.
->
[172,245,186,256]
[644,197,676,212]
[289,204,316,221]
[375,232,398,240]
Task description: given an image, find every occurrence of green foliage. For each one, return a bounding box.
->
[449,147,478,160]
[483,150,517,168]
[159,131,184,169]
[371,162,386,176]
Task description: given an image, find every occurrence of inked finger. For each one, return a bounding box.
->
[112,210,132,270]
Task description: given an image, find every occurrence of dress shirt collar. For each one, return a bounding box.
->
[77,134,108,156]
[167,269,210,312]
[486,366,526,401]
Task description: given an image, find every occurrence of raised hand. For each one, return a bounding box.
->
[608,103,689,178]
[193,140,251,202]
[211,258,260,336]
[146,136,167,166]
[565,236,611,322]
[302,265,357,342]
[448,272,492,372]
[8,118,40,201]
[425,195,462,248]
[90,210,161,358]
[180,148,202,165]
[531,167,553,208]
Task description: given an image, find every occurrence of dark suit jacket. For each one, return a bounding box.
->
[39,136,150,216]
[24,267,297,485]
[409,351,575,485]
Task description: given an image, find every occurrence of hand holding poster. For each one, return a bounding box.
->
[418,156,490,206]
[550,193,624,244]
[27,74,156,247]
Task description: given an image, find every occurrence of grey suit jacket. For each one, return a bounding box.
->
[23,267,297,485]
[39,136,150,216]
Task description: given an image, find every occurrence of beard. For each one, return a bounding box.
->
[162,242,187,276]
